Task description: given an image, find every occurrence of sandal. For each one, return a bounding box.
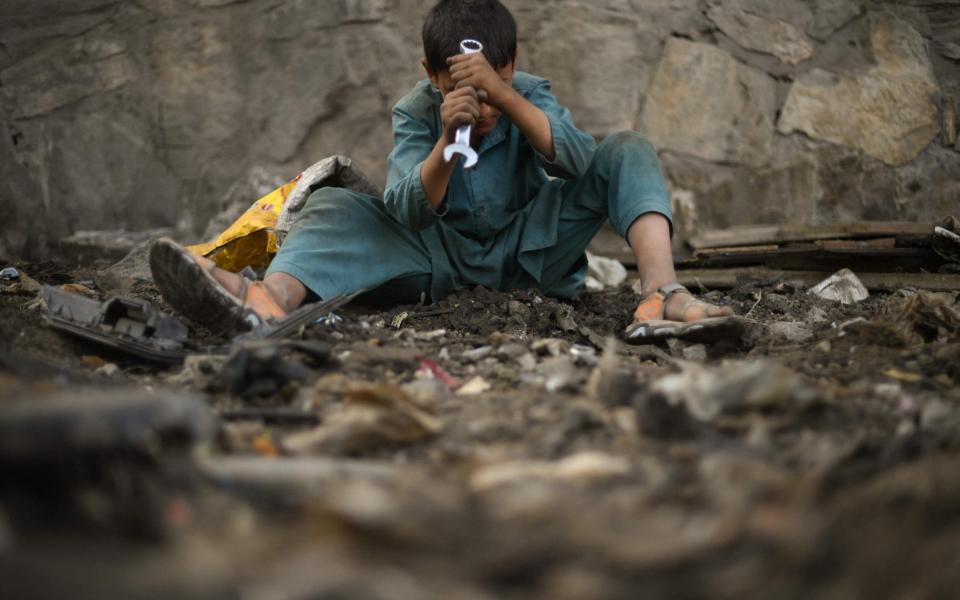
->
[624,282,744,344]
[149,238,288,335]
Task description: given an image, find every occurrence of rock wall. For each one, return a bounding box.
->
[1,0,958,260]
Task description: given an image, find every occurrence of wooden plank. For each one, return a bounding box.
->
[689,222,933,250]
[680,245,940,272]
[677,267,960,293]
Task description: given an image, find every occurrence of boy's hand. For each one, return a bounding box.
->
[447,53,511,108]
[439,86,483,142]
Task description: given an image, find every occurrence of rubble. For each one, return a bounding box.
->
[4,256,960,598]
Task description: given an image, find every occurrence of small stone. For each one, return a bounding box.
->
[769,321,813,343]
[95,363,121,377]
[463,346,494,362]
[508,300,530,319]
[517,353,538,371]
[531,338,568,357]
[497,343,529,360]
[921,400,954,430]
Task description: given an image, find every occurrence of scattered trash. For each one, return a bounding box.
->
[0,267,19,281]
[920,400,955,430]
[315,313,344,325]
[650,360,819,423]
[932,216,960,263]
[401,378,451,404]
[1,270,40,295]
[470,451,632,492]
[768,321,814,343]
[894,290,960,343]
[462,346,494,362]
[569,344,598,366]
[457,376,492,396]
[809,268,869,304]
[197,456,398,506]
[586,338,638,408]
[0,387,213,539]
[883,369,924,384]
[60,282,99,299]
[252,433,281,458]
[539,356,581,393]
[413,328,447,341]
[391,312,409,329]
[585,252,628,292]
[681,344,708,361]
[221,340,329,397]
[416,358,461,389]
[95,363,121,377]
[531,338,568,357]
[219,407,321,426]
[552,304,579,332]
[41,285,190,364]
[284,384,442,455]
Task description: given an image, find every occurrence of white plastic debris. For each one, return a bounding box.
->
[809,268,869,305]
[585,252,628,292]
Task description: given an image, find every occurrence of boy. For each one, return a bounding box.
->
[150,0,737,342]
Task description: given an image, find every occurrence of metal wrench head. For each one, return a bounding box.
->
[443,143,478,169]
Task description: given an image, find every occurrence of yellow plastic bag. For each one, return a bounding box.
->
[187,178,299,273]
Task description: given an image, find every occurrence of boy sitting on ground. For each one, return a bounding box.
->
[150,0,737,342]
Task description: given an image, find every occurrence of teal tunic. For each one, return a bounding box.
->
[267,72,671,303]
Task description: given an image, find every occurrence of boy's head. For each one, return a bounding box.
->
[421,0,517,75]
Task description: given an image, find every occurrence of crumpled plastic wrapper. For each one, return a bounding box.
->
[189,156,380,273]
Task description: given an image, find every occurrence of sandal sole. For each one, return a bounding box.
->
[625,316,746,345]
[149,238,253,335]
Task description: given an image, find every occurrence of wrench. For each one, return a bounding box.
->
[443,39,483,169]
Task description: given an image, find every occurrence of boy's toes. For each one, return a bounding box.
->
[664,292,735,322]
[710,304,735,318]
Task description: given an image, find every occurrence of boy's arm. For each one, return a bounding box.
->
[448,54,554,159]
[448,54,596,178]
[385,87,483,230]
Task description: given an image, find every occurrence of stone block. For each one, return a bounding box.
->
[640,38,777,166]
[526,3,649,137]
[807,0,863,41]
[778,11,940,167]
[706,0,815,65]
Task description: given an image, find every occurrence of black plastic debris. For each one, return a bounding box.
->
[41,285,190,364]
[220,340,330,397]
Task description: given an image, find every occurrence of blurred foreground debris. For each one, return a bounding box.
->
[0,387,214,540]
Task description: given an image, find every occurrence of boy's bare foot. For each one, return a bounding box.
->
[661,286,734,322]
[149,238,289,333]
[625,282,742,345]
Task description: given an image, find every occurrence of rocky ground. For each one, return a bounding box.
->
[2,260,960,599]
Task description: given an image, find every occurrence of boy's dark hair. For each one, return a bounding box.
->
[422,0,517,73]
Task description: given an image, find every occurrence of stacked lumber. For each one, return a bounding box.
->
[588,221,960,292]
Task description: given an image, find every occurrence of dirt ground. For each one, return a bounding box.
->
[2,260,960,599]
